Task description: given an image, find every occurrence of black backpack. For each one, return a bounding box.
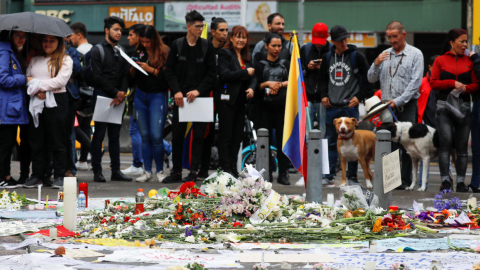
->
[83,43,125,87]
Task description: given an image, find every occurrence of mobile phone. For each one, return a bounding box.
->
[313,59,320,63]
[132,57,139,61]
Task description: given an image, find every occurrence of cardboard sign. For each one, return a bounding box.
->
[382,149,401,193]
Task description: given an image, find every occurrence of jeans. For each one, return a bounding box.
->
[436,106,471,183]
[472,100,480,188]
[129,116,143,168]
[325,107,359,180]
[134,89,167,173]
[308,101,326,135]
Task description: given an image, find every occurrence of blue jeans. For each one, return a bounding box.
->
[418,160,429,188]
[471,100,480,188]
[129,116,143,168]
[134,89,167,173]
[325,107,359,180]
[308,101,327,135]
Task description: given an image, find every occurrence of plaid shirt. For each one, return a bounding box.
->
[367,43,424,107]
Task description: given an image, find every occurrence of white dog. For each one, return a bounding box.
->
[378,122,439,192]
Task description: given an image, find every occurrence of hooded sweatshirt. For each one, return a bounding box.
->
[319,44,372,108]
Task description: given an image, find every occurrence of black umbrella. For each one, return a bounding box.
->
[0,12,72,37]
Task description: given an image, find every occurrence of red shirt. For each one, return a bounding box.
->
[417,75,431,123]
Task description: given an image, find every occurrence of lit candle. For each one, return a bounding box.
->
[63,177,77,231]
[38,185,41,203]
[468,197,477,212]
[49,228,57,239]
[327,194,334,207]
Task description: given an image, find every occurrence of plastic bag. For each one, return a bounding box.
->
[446,89,469,120]
[340,185,379,210]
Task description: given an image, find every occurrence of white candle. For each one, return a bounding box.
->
[365,261,376,270]
[38,185,41,203]
[63,177,77,231]
[34,204,44,210]
[369,242,377,253]
[327,194,334,207]
[49,228,57,239]
[28,205,34,210]
[468,197,477,212]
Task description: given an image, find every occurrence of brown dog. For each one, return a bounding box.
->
[334,117,376,188]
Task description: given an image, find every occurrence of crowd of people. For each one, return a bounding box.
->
[0,10,479,194]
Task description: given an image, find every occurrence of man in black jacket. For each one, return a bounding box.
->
[164,10,217,183]
[300,22,332,134]
[319,25,373,187]
[90,16,132,183]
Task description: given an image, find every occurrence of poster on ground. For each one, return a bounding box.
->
[164,1,277,32]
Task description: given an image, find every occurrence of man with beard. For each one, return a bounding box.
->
[251,13,291,64]
[90,16,132,183]
[367,21,424,190]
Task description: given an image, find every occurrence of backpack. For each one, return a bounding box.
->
[83,43,125,87]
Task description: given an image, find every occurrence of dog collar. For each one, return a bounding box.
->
[338,131,355,140]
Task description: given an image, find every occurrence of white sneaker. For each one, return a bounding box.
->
[136,172,152,182]
[156,171,167,182]
[121,165,144,175]
[75,161,89,171]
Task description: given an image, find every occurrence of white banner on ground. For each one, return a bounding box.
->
[249,191,280,224]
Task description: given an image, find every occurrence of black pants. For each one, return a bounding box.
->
[260,103,288,175]
[75,114,92,162]
[0,125,18,179]
[19,95,32,178]
[200,121,214,172]
[29,92,68,179]
[65,95,77,172]
[91,121,121,173]
[217,103,244,173]
[171,105,206,173]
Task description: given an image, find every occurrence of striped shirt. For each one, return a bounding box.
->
[367,43,424,107]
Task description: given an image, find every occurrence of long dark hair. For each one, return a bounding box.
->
[138,25,169,70]
[223,26,250,62]
[0,31,28,73]
[441,28,467,55]
[211,17,227,31]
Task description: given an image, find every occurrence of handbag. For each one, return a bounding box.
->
[446,89,469,120]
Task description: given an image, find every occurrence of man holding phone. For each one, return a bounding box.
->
[300,23,333,136]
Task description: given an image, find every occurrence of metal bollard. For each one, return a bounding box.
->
[256,128,270,180]
[306,130,323,203]
[373,130,392,209]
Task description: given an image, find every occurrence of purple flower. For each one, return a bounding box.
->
[418,212,432,221]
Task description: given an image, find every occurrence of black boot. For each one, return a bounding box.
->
[93,172,106,183]
[111,171,133,181]
[277,173,290,185]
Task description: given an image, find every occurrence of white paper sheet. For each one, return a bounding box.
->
[92,96,126,125]
[322,139,330,174]
[115,45,148,76]
[178,97,214,122]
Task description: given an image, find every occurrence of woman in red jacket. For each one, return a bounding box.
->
[430,28,479,193]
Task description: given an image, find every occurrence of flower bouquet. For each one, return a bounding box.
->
[0,190,25,210]
[201,169,237,197]
[433,189,461,211]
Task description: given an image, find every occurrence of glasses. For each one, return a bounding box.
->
[386,35,400,41]
[193,24,205,29]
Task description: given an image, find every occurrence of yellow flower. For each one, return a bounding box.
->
[93,228,99,232]
[134,240,141,247]
[157,234,162,240]
[372,218,383,233]
[299,205,304,209]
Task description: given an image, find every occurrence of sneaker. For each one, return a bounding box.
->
[76,161,89,171]
[0,179,18,189]
[322,178,335,187]
[52,177,64,189]
[469,184,480,193]
[163,172,182,184]
[24,177,42,188]
[348,178,361,186]
[42,176,53,187]
[17,175,28,187]
[121,165,143,175]
[136,172,152,182]
[156,171,167,182]
[182,171,197,182]
[456,182,471,193]
[440,180,452,192]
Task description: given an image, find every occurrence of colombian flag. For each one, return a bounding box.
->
[182,23,210,170]
[282,31,308,183]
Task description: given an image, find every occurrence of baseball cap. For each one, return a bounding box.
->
[311,23,328,45]
[330,25,349,42]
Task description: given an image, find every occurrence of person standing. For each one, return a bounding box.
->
[367,21,424,190]
[469,45,480,193]
[90,16,132,183]
[0,31,29,188]
[319,25,373,187]
[197,17,229,179]
[24,35,73,188]
[254,33,290,185]
[217,26,256,177]
[70,22,93,55]
[132,25,169,183]
[163,10,217,183]
[300,22,332,133]
[251,13,291,64]
[121,24,145,176]
[430,29,478,192]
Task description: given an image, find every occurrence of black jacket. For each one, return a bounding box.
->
[165,37,217,97]
[217,48,257,105]
[91,40,129,98]
[300,42,332,103]
[470,53,480,101]
[132,48,168,93]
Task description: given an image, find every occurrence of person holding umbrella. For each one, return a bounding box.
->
[0,30,30,188]
[23,34,73,189]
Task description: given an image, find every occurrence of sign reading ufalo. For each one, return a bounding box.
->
[165,2,277,32]
[250,191,280,224]
[109,7,154,28]
[382,149,402,193]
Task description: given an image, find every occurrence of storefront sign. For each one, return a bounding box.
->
[109,6,155,28]
[35,10,74,23]
[164,1,277,32]
[301,32,377,48]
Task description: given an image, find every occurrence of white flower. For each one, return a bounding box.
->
[180,233,185,238]
[198,229,204,234]
[245,224,256,230]
[345,226,351,232]
[251,189,257,196]
[264,182,272,190]
[185,236,195,243]
[209,232,216,238]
